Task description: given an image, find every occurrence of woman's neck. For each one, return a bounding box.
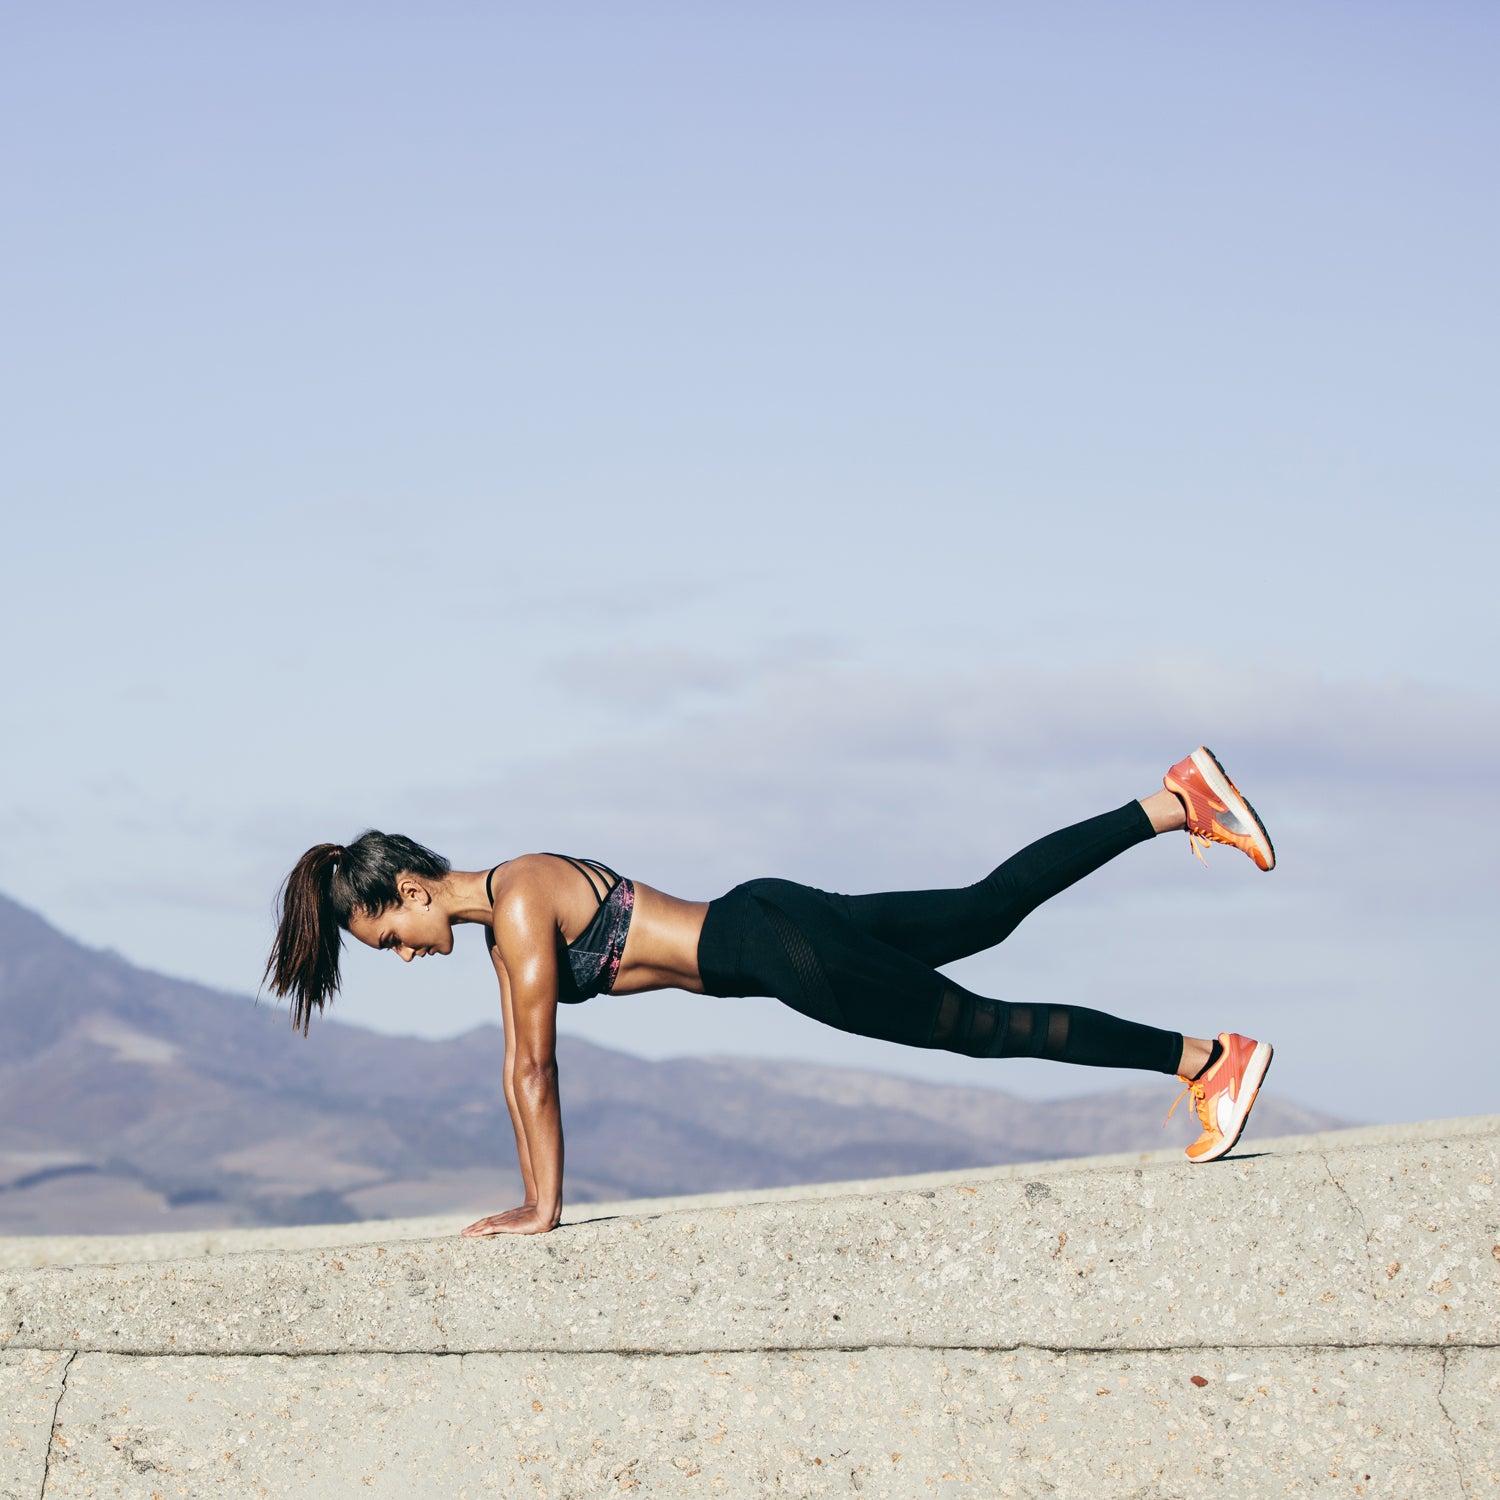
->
[436,868,496,925]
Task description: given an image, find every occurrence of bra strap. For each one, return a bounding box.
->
[487,856,622,908]
[541,853,620,906]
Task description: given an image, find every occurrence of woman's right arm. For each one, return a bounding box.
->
[462,885,565,1236]
[490,941,539,1209]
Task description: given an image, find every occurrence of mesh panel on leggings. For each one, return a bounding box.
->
[930,988,1003,1058]
[929,990,964,1048]
[1044,1007,1071,1059]
[997,1003,1073,1061]
[967,998,1001,1056]
[1005,1004,1038,1056]
[759,899,843,1028]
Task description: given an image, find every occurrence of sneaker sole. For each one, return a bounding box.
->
[1190,747,1276,871]
[1191,1042,1274,1163]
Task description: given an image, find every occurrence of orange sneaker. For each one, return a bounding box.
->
[1164,746,1276,871]
[1166,1032,1274,1163]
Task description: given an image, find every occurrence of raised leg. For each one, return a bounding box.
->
[713,876,1187,1073]
[833,800,1159,968]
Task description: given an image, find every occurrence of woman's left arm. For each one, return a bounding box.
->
[461,888,564,1237]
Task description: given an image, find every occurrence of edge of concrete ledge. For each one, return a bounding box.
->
[1,1114,1493,1272]
[2,1116,1495,1359]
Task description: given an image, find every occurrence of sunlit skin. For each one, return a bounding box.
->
[347,790,1208,1237]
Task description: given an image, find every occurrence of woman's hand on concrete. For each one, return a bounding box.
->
[460,1204,560,1237]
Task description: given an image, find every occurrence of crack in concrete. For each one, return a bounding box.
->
[39,1349,76,1500]
[1321,1154,1376,1251]
[1320,1153,1386,1323]
[1435,1348,1470,1496]
[932,1356,973,1480]
[12,1338,1489,1363]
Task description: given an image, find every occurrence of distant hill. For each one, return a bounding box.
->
[0,893,1345,1234]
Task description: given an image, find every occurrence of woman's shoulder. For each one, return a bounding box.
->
[488,853,619,910]
[486,861,572,958]
[500,852,565,875]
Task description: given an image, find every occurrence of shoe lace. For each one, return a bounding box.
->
[1164,1076,1211,1131]
[1187,830,1211,865]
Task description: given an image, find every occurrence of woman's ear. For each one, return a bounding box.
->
[397,874,432,909]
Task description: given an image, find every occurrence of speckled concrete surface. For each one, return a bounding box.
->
[35,1346,1497,1499]
[4,1119,1496,1497]
[3,1116,1491,1274]
[0,1351,69,1500]
[2,1123,1495,1357]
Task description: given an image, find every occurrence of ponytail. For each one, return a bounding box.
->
[263,830,451,1036]
[263,843,346,1036]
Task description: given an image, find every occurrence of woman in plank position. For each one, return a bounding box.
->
[265,747,1276,1237]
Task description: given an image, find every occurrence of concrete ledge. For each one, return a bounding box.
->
[3,1120,1496,1359]
[24,1347,1498,1499]
[0,1349,69,1500]
[4,1119,1496,1497]
[5,1115,1485,1273]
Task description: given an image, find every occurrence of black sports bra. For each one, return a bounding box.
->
[486,854,636,1003]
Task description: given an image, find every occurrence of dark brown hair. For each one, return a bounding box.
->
[262,830,450,1036]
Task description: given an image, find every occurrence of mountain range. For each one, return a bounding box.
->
[0,892,1344,1235]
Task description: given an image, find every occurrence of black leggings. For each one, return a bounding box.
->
[697,801,1182,1075]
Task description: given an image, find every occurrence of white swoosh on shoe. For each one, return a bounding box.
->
[1214,1044,1273,1149]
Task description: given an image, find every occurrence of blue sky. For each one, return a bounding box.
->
[3,3,1497,1126]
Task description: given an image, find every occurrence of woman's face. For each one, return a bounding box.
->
[348,895,454,961]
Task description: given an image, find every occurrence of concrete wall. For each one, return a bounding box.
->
[2,1118,1496,1497]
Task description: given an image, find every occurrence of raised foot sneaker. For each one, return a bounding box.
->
[1164,746,1276,871]
[1167,1032,1275,1163]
